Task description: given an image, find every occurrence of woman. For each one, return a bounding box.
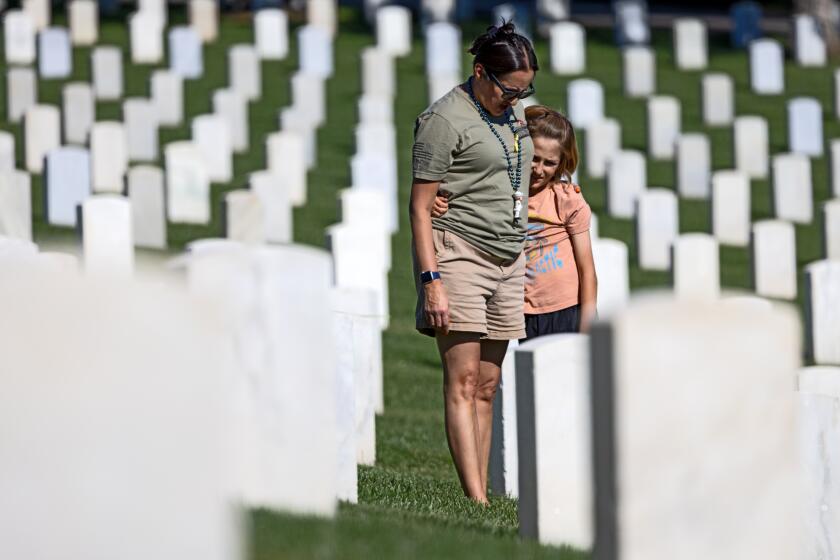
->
[409,22,538,504]
[434,106,598,338]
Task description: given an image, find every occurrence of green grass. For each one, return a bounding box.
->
[3,7,834,559]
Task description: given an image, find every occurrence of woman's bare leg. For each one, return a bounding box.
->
[437,332,487,502]
[475,339,508,492]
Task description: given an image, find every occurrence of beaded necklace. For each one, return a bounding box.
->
[465,77,524,224]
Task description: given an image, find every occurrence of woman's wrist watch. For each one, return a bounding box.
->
[420,270,441,284]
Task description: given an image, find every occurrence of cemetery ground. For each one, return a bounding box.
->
[3,7,834,559]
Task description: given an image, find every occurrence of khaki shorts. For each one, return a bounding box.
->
[414,229,525,340]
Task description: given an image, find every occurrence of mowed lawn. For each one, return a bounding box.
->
[4,6,834,559]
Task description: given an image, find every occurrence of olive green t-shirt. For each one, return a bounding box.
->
[412,85,534,261]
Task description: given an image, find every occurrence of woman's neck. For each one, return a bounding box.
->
[467,77,505,118]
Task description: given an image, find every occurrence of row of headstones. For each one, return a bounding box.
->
[490,293,840,557]
[4,0,220,71]
[0,234,387,558]
[552,13,835,79]
[570,77,834,225]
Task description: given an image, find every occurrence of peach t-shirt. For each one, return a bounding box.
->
[524,182,592,315]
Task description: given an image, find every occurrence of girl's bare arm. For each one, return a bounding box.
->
[570,230,598,333]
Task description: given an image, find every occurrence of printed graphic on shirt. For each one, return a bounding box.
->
[526,220,564,276]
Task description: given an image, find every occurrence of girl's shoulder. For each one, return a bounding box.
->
[553,181,587,202]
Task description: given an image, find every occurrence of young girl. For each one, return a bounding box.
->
[433,105,597,339]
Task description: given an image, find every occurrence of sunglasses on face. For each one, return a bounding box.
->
[487,72,536,101]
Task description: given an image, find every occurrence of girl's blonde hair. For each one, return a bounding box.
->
[524,105,579,183]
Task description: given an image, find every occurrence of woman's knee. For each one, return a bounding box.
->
[444,366,480,402]
[475,377,499,404]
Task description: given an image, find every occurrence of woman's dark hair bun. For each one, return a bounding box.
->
[467,20,539,74]
[468,21,518,56]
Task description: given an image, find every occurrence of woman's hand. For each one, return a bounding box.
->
[423,280,450,334]
[431,192,450,218]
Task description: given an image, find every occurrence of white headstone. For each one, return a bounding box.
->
[350,153,399,233]
[38,27,72,79]
[673,233,719,300]
[250,171,292,244]
[805,260,840,365]
[772,153,813,224]
[676,133,710,199]
[82,195,134,277]
[62,82,94,145]
[788,97,823,157]
[331,287,380,467]
[23,0,50,30]
[298,25,333,79]
[712,170,751,247]
[797,366,840,558]
[614,0,649,45]
[189,0,218,43]
[425,22,461,78]
[0,132,15,172]
[623,46,655,98]
[7,67,38,124]
[45,146,91,226]
[24,104,60,174]
[228,44,261,102]
[192,114,232,183]
[647,95,681,160]
[92,46,123,100]
[127,165,166,249]
[550,22,586,75]
[165,142,210,224]
[701,73,734,126]
[169,26,203,79]
[69,0,98,46]
[636,188,679,271]
[308,0,337,37]
[356,122,397,160]
[151,70,184,126]
[585,118,621,179]
[224,190,265,244]
[0,171,32,241]
[825,199,840,260]
[339,188,392,269]
[734,116,769,179]
[91,121,129,193]
[333,289,359,504]
[123,98,159,162]
[590,297,802,560]
[280,108,317,170]
[427,72,460,105]
[255,9,288,60]
[130,12,164,64]
[750,39,784,94]
[361,47,395,98]
[607,150,646,218]
[0,271,241,560]
[490,342,519,498]
[673,18,707,70]
[831,139,840,199]
[291,72,326,128]
[266,131,307,207]
[592,238,630,318]
[377,5,411,57]
[185,244,337,516]
[794,14,827,67]
[358,94,393,124]
[138,0,166,25]
[4,11,36,65]
[213,89,249,154]
[327,223,390,329]
[752,219,797,300]
[422,0,456,22]
[567,79,604,130]
[516,334,592,548]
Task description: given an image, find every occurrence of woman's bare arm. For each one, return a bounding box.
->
[570,230,598,333]
[410,179,449,332]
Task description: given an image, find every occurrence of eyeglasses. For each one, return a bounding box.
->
[487,72,535,101]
